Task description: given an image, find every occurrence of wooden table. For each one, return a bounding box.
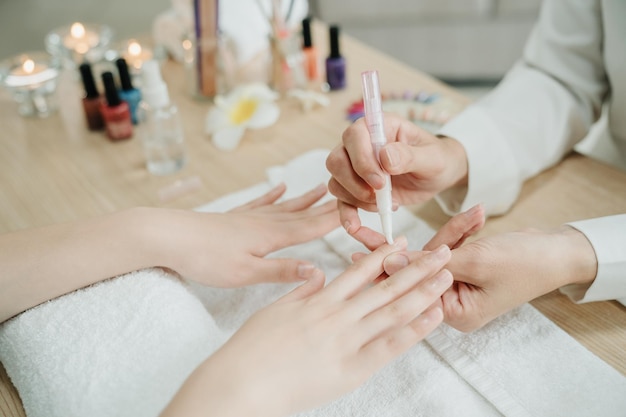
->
[1,23,625,416]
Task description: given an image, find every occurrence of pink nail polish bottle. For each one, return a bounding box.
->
[99,71,133,141]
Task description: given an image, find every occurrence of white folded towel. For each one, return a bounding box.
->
[1,149,625,417]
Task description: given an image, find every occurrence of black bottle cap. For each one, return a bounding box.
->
[79,62,99,99]
[329,25,341,59]
[115,58,134,91]
[101,71,121,107]
[302,17,313,48]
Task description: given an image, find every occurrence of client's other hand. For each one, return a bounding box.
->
[162,238,452,417]
[162,183,340,287]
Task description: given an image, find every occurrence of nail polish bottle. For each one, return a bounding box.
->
[138,60,186,175]
[99,71,133,141]
[78,62,104,131]
[115,58,142,124]
[301,17,319,81]
[325,25,346,90]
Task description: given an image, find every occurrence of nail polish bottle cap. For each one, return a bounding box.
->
[302,17,313,48]
[101,71,122,107]
[79,62,99,99]
[115,58,135,92]
[141,60,170,109]
[329,25,341,59]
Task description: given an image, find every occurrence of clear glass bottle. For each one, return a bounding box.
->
[139,60,186,175]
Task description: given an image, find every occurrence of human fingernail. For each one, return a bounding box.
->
[344,220,353,233]
[384,147,399,168]
[433,244,450,259]
[392,235,407,247]
[297,264,316,279]
[384,253,409,272]
[463,203,482,217]
[430,269,452,289]
[418,306,443,325]
[367,173,385,189]
[314,183,327,193]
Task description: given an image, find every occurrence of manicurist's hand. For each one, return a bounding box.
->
[386,225,598,333]
[157,183,340,287]
[161,238,452,417]
[325,113,469,248]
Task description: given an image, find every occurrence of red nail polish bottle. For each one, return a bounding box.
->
[99,71,133,141]
[78,62,104,131]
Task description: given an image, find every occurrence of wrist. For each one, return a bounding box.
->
[559,225,598,286]
[161,352,281,417]
[117,207,174,270]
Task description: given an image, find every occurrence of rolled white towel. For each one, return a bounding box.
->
[0,269,224,417]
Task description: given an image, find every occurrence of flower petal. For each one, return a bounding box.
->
[212,125,246,151]
[238,83,279,101]
[246,102,280,129]
[205,107,230,134]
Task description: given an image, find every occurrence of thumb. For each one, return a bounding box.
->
[380,141,434,176]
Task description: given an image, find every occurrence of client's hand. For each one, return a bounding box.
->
[161,183,340,287]
[161,238,452,417]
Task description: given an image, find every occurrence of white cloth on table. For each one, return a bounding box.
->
[1,149,625,417]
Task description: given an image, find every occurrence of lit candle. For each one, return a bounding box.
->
[63,22,100,55]
[123,40,153,71]
[45,22,112,70]
[4,57,58,89]
[0,52,61,117]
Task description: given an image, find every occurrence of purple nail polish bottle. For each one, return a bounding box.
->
[326,25,346,90]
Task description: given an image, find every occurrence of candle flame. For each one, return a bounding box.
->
[70,22,86,38]
[128,41,142,57]
[22,59,35,74]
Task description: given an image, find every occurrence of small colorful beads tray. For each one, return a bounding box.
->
[346,89,463,133]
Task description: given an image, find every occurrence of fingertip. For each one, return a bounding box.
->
[297,263,317,280]
[421,305,444,325]
[392,235,408,249]
[383,252,410,275]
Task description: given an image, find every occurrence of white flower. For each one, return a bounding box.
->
[205,83,280,151]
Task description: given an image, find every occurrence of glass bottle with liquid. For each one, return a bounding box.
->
[138,60,186,175]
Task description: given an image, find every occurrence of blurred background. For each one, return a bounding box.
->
[0,0,540,100]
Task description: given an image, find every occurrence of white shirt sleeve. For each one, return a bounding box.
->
[560,215,626,305]
[434,1,624,304]
[435,0,609,216]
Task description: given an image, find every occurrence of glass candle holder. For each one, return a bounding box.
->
[101,39,166,89]
[0,51,62,117]
[45,22,114,70]
[182,31,269,100]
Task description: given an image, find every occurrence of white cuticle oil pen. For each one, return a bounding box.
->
[361,70,394,244]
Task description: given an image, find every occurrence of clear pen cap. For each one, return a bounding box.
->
[361,70,382,115]
[361,70,385,144]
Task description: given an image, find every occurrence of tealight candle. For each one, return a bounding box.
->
[0,52,61,117]
[45,22,113,69]
[63,22,100,55]
[122,39,153,72]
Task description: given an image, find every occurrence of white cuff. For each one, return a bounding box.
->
[436,106,521,216]
[560,215,626,304]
